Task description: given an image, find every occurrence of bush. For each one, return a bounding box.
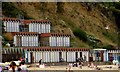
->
[2,2,33,19]
[2,2,20,17]
[103,44,115,50]
[3,33,13,41]
[73,28,88,42]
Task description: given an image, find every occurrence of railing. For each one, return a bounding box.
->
[4,41,76,47]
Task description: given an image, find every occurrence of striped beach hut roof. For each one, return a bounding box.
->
[107,50,120,53]
[23,20,51,24]
[11,32,39,35]
[3,18,20,21]
[23,47,89,51]
[40,33,71,37]
[2,48,24,54]
[2,18,51,24]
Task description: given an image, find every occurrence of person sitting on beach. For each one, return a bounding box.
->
[90,62,94,68]
[20,62,28,72]
[88,62,91,67]
[95,65,102,70]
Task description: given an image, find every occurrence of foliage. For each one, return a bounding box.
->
[2,33,14,47]
[87,35,102,48]
[3,33,13,41]
[2,2,21,17]
[73,28,88,42]
[102,31,117,43]
[103,44,115,50]
[100,2,120,10]
[2,2,33,19]
[101,2,120,28]
[60,16,75,28]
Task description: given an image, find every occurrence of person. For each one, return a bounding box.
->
[118,63,120,68]
[39,59,42,65]
[80,57,83,62]
[0,66,2,72]
[21,58,25,64]
[76,58,79,62]
[88,62,91,67]
[60,58,64,62]
[32,56,34,63]
[10,61,18,72]
[20,62,28,72]
[90,62,94,68]
[20,57,23,62]
[84,55,86,62]
[78,61,82,69]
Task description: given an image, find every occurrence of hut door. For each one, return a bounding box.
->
[75,52,78,62]
[30,52,33,63]
[100,51,103,62]
[59,52,62,62]
[80,52,82,57]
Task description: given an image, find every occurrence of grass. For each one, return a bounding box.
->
[71,37,89,47]
[59,15,76,29]
[102,31,118,44]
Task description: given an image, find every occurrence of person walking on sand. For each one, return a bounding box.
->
[39,59,42,65]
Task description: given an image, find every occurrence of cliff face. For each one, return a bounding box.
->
[2,2,119,48]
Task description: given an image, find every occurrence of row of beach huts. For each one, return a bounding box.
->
[1,18,120,63]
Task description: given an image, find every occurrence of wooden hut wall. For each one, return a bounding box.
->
[82,51,89,61]
[25,50,89,63]
[33,51,36,63]
[29,22,50,33]
[43,51,47,62]
[14,34,39,46]
[105,50,120,61]
[104,51,108,61]
[62,51,67,62]
[3,20,20,32]
[40,37,49,46]
[49,35,70,47]
[86,51,89,61]
[49,36,56,46]
[27,51,31,63]
[67,51,75,62]
[36,51,42,62]
[3,21,7,31]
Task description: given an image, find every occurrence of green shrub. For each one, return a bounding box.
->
[2,2,20,17]
[103,44,115,50]
[2,2,33,19]
[73,28,88,42]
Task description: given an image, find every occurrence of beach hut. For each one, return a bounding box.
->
[24,47,89,63]
[40,33,71,47]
